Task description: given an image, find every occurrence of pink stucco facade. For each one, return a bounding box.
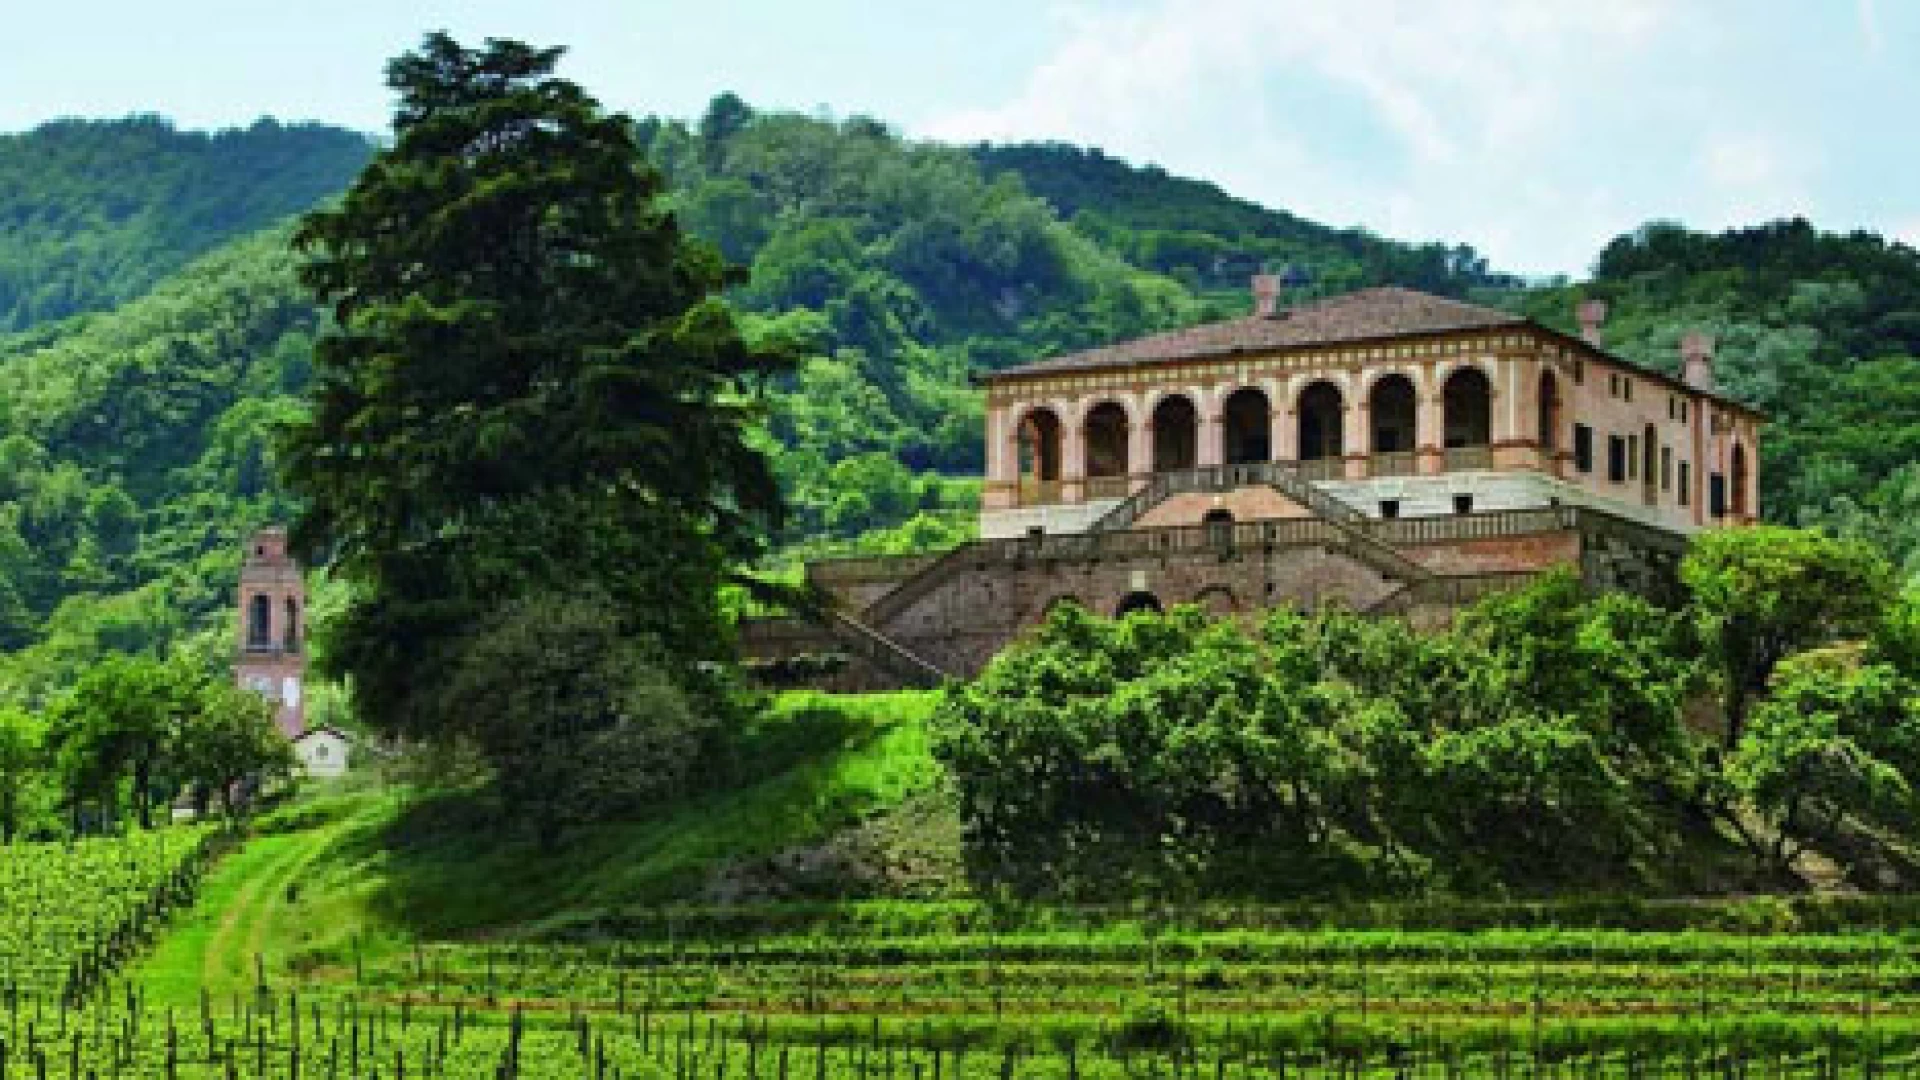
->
[980,295,1760,539]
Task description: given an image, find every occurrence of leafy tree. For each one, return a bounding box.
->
[175,679,293,820]
[46,654,190,829]
[0,706,43,841]
[284,33,791,740]
[1682,526,1894,745]
[434,590,712,848]
[1728,648,1920,872]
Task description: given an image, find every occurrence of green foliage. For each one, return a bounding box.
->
[1681,525,1894,743]
[1729,648,1920,871]
[0,116,370,332]
[435,589,714,848]
[933,573,1702,900]
[284,36,791,741]
[973,143,1514,302]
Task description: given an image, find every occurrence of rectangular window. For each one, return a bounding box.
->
[1574,360,1586,384]
[1624,379,1633,402]
[1379,499,1401,519]
[1679,462,1692,506]
[1661,446,1673,491]
[1627,435,1639,479]
[1608,436,1627,483]
[1710,473,1727,517]
[1453,494,1474,516]
[1574,425,1594,473]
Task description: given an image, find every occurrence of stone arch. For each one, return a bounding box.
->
[1222,386,1272,464]
[1151,394,1199,472]
[1193,585,1238,616]
[1015,406,1062,502]
[1116,591,1164,617]
[1731,442,1750,518]
[1368,373,1418,453]
[1538,369,1562,451]
[1082,400,1130,480]
[1297,380,1345,461]
[1442,367,1492,448]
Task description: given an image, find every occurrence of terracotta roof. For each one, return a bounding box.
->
[987,287,1527,380]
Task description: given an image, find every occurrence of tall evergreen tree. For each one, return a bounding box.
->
[284,33,789,740]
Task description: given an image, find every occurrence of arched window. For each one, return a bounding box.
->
[1731,443,1750,519]
[1116,591,1164,617]
[1298,382,1344,461]
[1151,395,1198,472]
[247,594,271,650]
[1443,368,1492,448]
[1016,408,1062,503]
[1083,402,1129,480]
[1369,375,1417,454]
[1222,387,1271,464]
[284,598,301,653]
[1538,370,1561,451]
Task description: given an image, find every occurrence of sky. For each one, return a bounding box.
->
[1,0,1914,276]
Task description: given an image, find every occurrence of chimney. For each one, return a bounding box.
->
[1681,331,1716,394]
[1577,299,1608,347]
[1252,273,1282,318]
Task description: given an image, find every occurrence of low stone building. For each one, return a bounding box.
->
[745,281,1760,689]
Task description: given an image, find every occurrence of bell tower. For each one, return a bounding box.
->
[234,526,306,738]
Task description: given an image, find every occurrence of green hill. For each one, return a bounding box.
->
[3,105,1920,697]
[972,141,1513,300]
[0,117,371,332]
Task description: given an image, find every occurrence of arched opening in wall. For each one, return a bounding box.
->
[1298,381,1344,462]
[1442,368,1492,449]
[247,594,271,650]
[1194,585,1237,616]
[284,598,300,652]
[1016,408,1062,503]
[1369,375,1417,455]
[1731,443,1750,519]
[1642,422,1658,506]
[1222,387,1271,464]
[1538,370,1562,452]
[1202,508,1234,524]
[1083,402,1129,484]
[1115,591,1164,617]
[1152,395,1198,472]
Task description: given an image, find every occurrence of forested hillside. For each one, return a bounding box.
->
[973,142,1513,301]
[2,105,1919,697]
[0,118,371,332]
[1514,220,1920,573]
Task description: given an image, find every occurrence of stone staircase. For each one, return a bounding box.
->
[817,608,951,688]
[1089,462,1435,593]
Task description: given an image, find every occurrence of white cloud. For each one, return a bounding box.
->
[1697,131,1814,226]
[917,0,1712,274]
[1859,0,1887,57]
[1894,217,1920,249]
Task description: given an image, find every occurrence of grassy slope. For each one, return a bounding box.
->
[136,690,942,1002]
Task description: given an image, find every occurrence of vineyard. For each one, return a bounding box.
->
[16,829,1920,1077]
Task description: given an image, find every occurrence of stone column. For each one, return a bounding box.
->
[1416,367,1445,476]
[1197,388,1225,468]
[1128,399,1153,492]
[982,404,1015,510]
[1341,390,1366,480]
[1061,401,1087,503]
